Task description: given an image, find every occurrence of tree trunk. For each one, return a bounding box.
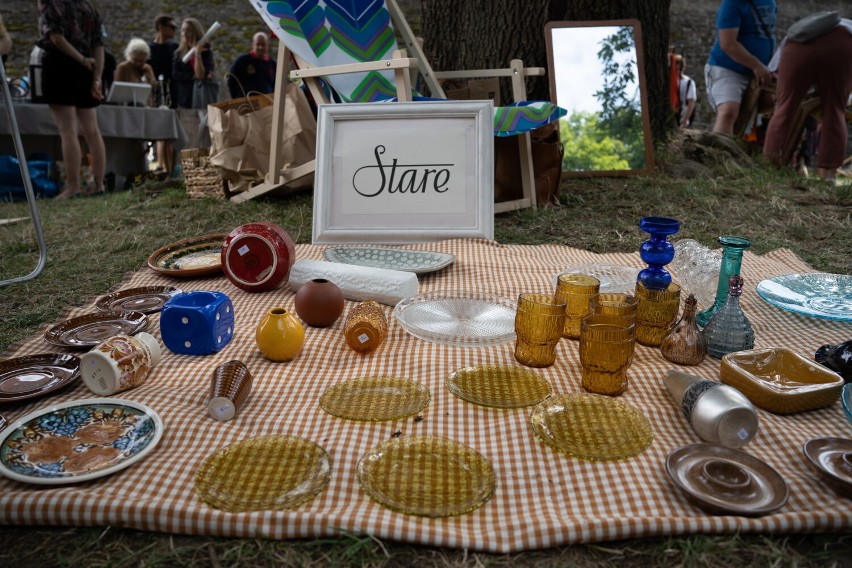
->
[420,0,672,147]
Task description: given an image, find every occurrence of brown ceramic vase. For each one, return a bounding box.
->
[294,278,345,327]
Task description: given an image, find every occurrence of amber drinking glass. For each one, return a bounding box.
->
[344,301,388,354]
[588,293,638,321]
[635,281,681,347]
[580,314,636,396]
[579,315,636,396]
[554,274,600,339]
[514,293,567,368]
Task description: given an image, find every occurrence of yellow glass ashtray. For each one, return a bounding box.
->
[445,365,552,408]
[720,348,844,414]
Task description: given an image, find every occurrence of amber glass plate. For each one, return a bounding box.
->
[147,233,227,278]
[0,353,81,404]
[194,435,332,512]
[529,393,653,461]
[96,286,183,314]
[320,377,430,421]
[357,435,495,517]
[446,365,552,408]
[44,311,148,348]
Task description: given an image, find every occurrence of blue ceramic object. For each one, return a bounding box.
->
[160,291,234,355]
[842,384,852,429]
[637,217,680,290]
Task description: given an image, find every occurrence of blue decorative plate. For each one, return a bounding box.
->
[0,398,163,485]
[842,384,852,430]
[756,273,852,321]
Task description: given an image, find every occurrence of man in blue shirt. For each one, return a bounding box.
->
[227,32,277,99]
[705,0,776,135]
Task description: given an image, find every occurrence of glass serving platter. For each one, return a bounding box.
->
[446,365,552,408]
[666,443,789,516]
[529,393,653,461]
[0,353,81,404]
[323,246,455,275]
[552,264,640,294]
[146,233,227,278]
[393,291,516,347]
[357,435,495,517]
[0,398,163,485]
[756,273,852,321]
[44,311,148,349]
[194,435,332,513]
[96,286,183,314]
[320,377,430,421]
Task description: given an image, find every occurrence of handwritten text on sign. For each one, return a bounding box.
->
[338,127,467,215]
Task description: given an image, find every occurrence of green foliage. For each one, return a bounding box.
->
[559,112,630,171]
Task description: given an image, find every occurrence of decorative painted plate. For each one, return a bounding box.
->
[756,273,852,321]
[357,435,496,517]
[0,398,164,485]
[803,437,852,499]
[446,365,552,408]
[194,435,332,512]
[0,353,81,404]
[44,311,148,349]
[96,286,183,314]
[320,377,430,421]
[393,291,516,347]
[666,443,789,516]
[552,264,640,294]
[323,246,455,275]
[529,393,653,461]
[146,233,227,278]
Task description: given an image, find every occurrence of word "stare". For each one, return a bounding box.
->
[352,145,454,197]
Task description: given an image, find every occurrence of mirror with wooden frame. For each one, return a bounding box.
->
[545,19,654,176]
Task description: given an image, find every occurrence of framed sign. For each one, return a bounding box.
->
[312,101,494,244]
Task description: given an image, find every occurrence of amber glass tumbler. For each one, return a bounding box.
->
[344,301,388,354]
[554,273,600,339]
[514,293,567,368]
[579,314,636,396]
[589,293,639,321]
[635,282,681,347]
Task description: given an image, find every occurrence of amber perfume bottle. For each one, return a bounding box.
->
[661,294,707,366]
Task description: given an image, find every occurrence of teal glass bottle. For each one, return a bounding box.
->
[697,236,751,327]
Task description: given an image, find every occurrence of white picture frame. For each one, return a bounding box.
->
[106,81,152,106]
[312,100,494,244]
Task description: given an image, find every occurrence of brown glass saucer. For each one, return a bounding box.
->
[803,437,852,499]
[0,354,81,404]
[666,443,789,516]
[44,311,148,349]
[147,233,227,278]
[96,286,182,314]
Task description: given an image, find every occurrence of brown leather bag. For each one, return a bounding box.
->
[494,122,564,207]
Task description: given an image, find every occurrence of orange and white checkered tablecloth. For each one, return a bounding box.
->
[0,240,849,552]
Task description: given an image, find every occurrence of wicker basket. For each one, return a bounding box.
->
[180,148,230,200]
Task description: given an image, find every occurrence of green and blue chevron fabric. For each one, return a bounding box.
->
[250,0,565,136]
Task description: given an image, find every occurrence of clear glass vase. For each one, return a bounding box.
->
[637,217,680,290]
[703,275,754,359]
[697,236,751,326]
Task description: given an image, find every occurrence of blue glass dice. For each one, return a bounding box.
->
[160,291,234,355]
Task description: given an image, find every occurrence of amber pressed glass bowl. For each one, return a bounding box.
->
[720,348,844,414]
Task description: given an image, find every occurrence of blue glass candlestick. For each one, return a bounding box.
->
[637,217,680,290]
[697,236,751,327]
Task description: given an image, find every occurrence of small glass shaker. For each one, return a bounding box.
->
[344,301,388,353]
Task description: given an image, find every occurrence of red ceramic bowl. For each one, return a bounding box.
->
[221,222,296,293]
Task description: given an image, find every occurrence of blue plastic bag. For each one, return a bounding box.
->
[0,154,58,201]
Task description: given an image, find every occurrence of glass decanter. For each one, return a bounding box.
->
[660,294,707,366]
[697,236,751,326]
[637,217,680,290]
[703,275,754,359]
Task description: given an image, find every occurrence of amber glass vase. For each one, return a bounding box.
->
[514,293,567,368]
[554,273,600,339]
[579,314,636,396]
[344,301,388,354]
[660,294,707,366]
[635,281,681,347]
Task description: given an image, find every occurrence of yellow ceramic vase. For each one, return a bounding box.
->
[255,307,305,362]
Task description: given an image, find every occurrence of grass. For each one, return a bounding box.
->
[0,137,851,565]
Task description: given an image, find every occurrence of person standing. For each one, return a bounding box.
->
[705,0,776,136]
[172,18,214,110]
[226,32,277,98]
[0,15,12,63]
[676,56,697,128]
[148,15,178,176]
[37,0,107,199]
[763,20,852,182]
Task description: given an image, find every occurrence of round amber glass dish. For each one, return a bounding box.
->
[446,365,552,408]
[529,393,653,461]
[357,435,495,517]
[320,377,430,421]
